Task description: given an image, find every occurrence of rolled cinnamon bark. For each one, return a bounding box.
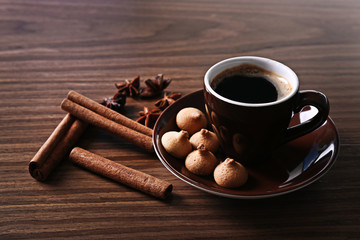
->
[61,98,154,152]
[29,114,88,181]
[67,90,153,137]
[69,147,173,200]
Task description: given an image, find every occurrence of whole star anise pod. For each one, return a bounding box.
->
[115,75,140,97]
[101,92,126,112]
[136,107,162,129]
[154,92,182,110]
[140,74,172,98]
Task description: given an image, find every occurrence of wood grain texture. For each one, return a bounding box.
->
[0,0,359,239]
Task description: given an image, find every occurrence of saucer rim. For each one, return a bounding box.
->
[153,90,340,199]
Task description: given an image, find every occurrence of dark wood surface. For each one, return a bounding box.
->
[1,0,359,239]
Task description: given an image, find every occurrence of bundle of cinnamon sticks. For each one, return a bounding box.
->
[29,90,172,200]
[29,114,88,181]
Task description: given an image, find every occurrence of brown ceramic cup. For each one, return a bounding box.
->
[204,56,329,166]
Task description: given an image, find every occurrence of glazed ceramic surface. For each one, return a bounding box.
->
[203,56,330,165]
[153,90,339,199]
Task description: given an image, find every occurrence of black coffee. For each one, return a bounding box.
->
[214,75,278,103]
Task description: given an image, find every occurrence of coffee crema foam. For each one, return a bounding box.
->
[211,63,293,101]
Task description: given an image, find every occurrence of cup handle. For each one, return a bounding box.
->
[283,90,329,143]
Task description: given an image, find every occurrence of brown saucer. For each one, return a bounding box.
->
[153,90,339,199]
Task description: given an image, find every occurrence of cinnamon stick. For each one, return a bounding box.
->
[69,147,173,200]
[29,114,88,181]
[61,98,154,152]
[67,90,153,137]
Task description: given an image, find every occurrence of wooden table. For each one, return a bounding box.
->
[1,0,359,239]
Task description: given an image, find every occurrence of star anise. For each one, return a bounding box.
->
[154,92,182,110]
[115,75,140,97]
[136,107,162,129]
[101,92,127,112]
[140,74,172,98]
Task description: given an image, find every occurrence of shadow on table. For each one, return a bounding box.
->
[203,186,335,238]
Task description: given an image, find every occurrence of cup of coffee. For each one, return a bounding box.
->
[204,56,329,165]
